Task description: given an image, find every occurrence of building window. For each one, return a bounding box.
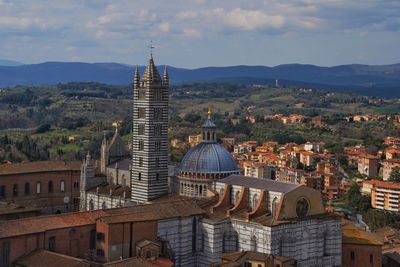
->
[138,124,145,135]
[154,124,162,136]
[155,157,159,168]
[272,197,278,217]
[89,199,94,210]
[101,202,107,209]
[89,230,96,250]
[192,217,197,253]
[155,141,161,152]
[139,140,144,151]
[36,182,41,194]
[138,108,146,119]
[154,89,162,101]
[24,182,30,195]
[60,181,65,192]
[0,185,5,198]
[138,172,142,181]
[73,181,79,190]
[250,235,257,252]
[138,89,146,100]
[350,251,355,261]
[370,254,373,264]
[154,108,163,121]
[2,241,9,267]
[48,181,53,193]
[48,236,56,252]
[96,249,105,257]
[97,232,105,241]
[139,157,143,167]
[12,184,18,197]
[156,173,159,180]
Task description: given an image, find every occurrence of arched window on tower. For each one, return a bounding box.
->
[252,194,258,210]
[272,197,278,217]
[250,235,257,251]
[89,199,94,210]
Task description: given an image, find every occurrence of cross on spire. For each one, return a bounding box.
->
[148,40,155,58]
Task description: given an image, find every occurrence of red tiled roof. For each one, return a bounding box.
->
[363,179,400,190]
[358,152,380,160]
[99,200,205,224]
[13,249,91,267]
[0,210,106,239]
[0,160,81,176]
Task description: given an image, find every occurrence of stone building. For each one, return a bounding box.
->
[171,110,239,198]
[131,56,169,204]
[197,175,342,267]
[80,153,130,211]
[342,223,382,267]
[100,128,130,184]
[0,160,81,213]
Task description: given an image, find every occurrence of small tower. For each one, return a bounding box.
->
[134,65,140,90]
[163,66,169,87]
[100,132,109,174]
[80,152,95,211]
[201,107,217,143]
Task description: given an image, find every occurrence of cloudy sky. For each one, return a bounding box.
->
[0,0,399,68]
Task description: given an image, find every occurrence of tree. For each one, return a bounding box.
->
[184,112,201,124]
[389,167,400,182]
[346,183,371,213]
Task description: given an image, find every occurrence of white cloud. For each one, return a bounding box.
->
[213,8,285,31]
[176,11,198,20]
[183,28,202,38]
[159,22,170,33]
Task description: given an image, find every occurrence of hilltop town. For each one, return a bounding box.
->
[0,54,398,267]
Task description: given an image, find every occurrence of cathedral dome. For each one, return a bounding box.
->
[177,142,238,174]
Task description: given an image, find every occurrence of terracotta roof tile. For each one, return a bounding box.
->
[343,223,383,246]
[0,210,105,239]
[0,160,81,176]
[363,179,400,190]
[99,200,205,224]
[13,249,91,267]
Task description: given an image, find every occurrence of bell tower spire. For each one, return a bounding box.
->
[131,51,169,204]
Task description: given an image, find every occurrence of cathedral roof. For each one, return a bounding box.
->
[177,142,238,174]
[141,56,161,83]
[219,175,301,193]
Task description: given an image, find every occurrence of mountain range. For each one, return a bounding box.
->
[0,61,399,97]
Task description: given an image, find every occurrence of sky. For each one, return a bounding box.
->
[0,0,399,68]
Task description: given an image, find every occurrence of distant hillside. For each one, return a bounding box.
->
[0,62,399,97]
[0,59,23,66]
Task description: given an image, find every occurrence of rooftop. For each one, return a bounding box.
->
[363,179,400,190]
[219,175,301,193]
[99,199,205,224]
[87,183,131,198]
[343,223,383,246]
[107,158,131,171]
[0,201,41,216]
[0,210,106,239]
[13,249,91,267]
[0,199,205,239]
[0,160,81,176]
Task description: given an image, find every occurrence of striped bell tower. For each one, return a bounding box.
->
[131,55,169,204]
